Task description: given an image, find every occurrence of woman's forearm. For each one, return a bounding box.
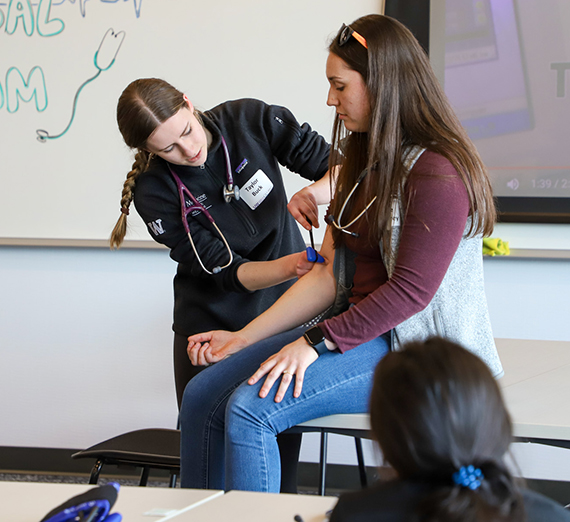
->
[239,229,337,345]
[236,253,301,292]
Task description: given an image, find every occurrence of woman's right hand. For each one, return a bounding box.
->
[294,250,316,278]
[187,330,249,366]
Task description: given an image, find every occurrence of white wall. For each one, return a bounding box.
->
[0,246,179,448]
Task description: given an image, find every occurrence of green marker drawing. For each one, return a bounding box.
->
[37,28,126,142]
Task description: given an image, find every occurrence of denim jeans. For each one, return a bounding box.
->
[179,326,390,492]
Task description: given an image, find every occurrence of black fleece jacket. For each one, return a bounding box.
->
[134,98,330,336]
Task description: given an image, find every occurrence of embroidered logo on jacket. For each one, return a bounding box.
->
[190,194,210,217]
[148,219,165,235]
[236,158,249,173]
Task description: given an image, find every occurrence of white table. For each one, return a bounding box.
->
[0,482,336,522]
[497,338,570,445]
[170,490,337,522]
[0,481,223,522]
[297,338,570,442]
[290,336,570,488]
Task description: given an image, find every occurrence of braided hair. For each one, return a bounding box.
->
[110,78,186,248]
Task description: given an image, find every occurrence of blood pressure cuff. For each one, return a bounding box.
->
[40,483,121,522]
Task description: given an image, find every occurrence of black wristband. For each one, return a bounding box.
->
[304,326,329,356]
[310,339,329,356]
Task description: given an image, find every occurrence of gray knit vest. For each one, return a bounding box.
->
[381,146,503,377]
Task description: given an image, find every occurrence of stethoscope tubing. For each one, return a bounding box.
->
[167,135,238,275]
[327,169,376,237]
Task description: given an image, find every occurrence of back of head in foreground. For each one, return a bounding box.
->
[370,337,523,522]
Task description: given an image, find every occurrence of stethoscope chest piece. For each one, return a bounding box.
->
[223,184,240,203]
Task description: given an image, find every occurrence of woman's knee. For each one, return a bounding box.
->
[180,368,219,424]
[225,382,273,438]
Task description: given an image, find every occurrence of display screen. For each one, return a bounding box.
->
[443,0,570,205]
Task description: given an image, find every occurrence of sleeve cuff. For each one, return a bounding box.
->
[324,338,338,352]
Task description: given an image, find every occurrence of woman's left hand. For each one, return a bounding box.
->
[288,188,318,231]
[248,337,318,402]
[187,330,248,366]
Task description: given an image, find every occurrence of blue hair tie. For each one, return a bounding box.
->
[452,465,484,490]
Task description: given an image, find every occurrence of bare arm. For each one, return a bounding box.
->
[188,228,336,363]
[236,251,315,291]
[241,228,336,344]
[288,168,338,230]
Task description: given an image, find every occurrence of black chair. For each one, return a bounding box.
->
[72,414,371,493]
[71,428,180,487]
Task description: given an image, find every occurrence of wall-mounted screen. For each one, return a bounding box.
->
[386,0,570,222]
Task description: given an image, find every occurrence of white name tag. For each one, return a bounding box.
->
[240,169,273,210]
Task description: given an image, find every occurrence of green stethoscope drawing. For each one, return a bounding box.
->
[36,28,125,142]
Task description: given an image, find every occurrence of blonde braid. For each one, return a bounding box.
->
[109,150,153,249]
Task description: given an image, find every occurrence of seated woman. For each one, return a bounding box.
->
[330,337,570,522]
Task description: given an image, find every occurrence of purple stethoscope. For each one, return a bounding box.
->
[167,137,240,275]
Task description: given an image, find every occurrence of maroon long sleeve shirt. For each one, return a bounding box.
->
[319,151,471,353]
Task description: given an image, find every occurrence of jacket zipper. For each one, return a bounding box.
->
[205,165,257,237]
[231,201,257,237]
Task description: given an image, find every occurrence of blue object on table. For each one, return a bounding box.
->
[41,483,122,522]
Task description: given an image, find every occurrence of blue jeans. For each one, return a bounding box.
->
[179,327,390,492]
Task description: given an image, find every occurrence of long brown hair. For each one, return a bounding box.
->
[370,338,524,522]
[110,78,187,249]
[328,15,496,248]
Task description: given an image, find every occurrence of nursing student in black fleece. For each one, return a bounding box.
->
[110,78,331,492]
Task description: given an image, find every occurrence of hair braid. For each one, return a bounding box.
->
[110,78,187,248]
[109,150,152,249]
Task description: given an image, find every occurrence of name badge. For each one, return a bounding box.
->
[240,169,273,210]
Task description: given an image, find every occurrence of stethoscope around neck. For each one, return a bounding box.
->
[326,168,377,238]
[167,136,239,275]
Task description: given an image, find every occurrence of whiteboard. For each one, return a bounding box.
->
[0,0,382,244]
